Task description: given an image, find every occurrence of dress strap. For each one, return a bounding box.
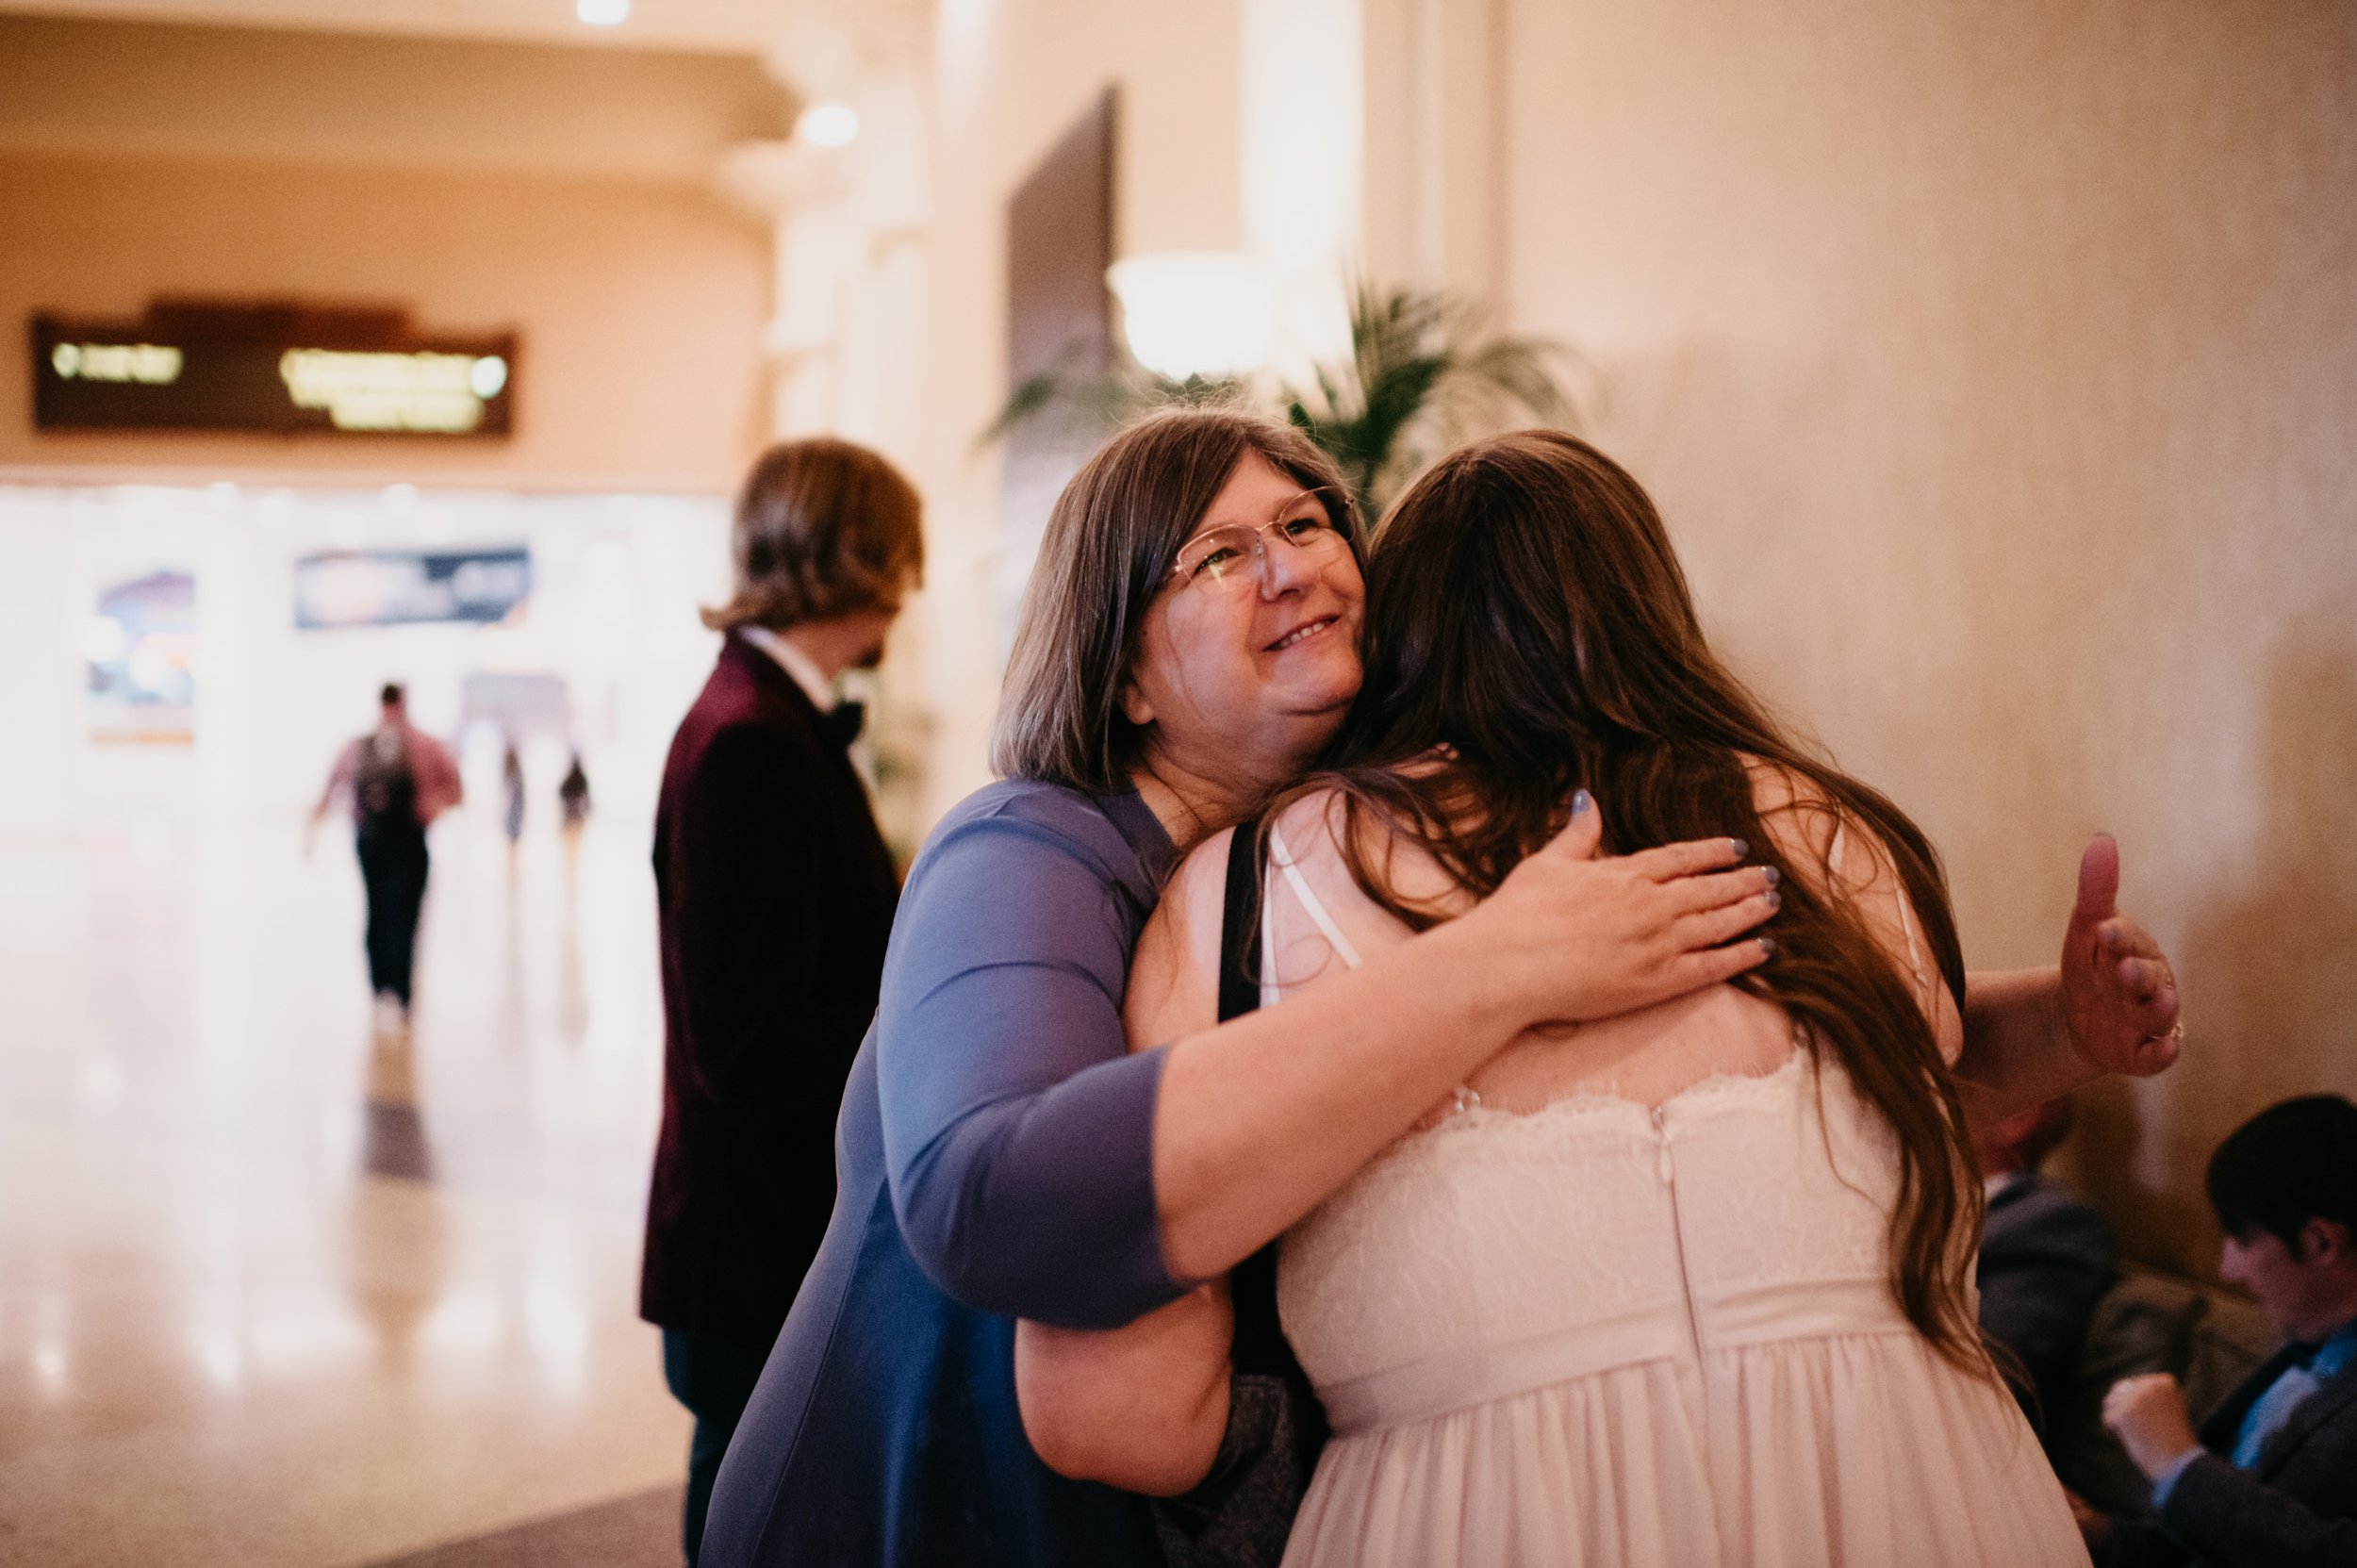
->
[1261,821,1483,1115]
[1269,824,1365,967]
[1261,822,1364,1010]
[1828,819,1931,998]
[1892,875,1929,992]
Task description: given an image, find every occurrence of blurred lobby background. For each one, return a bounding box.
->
[0,1,2350,1563]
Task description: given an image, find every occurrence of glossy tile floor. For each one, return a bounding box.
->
[1,751,691,1567]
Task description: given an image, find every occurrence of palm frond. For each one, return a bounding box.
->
[979,278,1589,518]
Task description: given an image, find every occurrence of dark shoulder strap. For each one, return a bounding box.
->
[1218,816,1264,1024]
[1216,813,1309,1394]
[1154,814,1327,1568]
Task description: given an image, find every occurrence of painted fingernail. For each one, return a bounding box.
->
[1728,837,1749,859]
[1572,789,1594,817]
[1763,889,1781,912]
[1757,936,1777,956]
[1761,866,1780,889]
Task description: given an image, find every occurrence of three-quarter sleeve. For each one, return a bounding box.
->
[875,798,1183,1331]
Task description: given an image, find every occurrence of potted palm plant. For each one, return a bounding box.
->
[986,280,1589,520]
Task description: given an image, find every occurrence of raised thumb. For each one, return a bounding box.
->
[2073,833,2120,925]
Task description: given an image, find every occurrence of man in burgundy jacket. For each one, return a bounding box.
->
[642,437,923,1565]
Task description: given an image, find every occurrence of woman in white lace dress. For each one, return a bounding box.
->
[1019,431,2088,1566]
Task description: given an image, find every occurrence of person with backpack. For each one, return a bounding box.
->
[311,683,464,1032]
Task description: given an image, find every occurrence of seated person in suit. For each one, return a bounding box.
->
[1979,1094,2118,1428]
[2092,1093,2357,1567]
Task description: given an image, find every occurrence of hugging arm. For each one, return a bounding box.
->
[1752,766,2182,1119]
[1146,799,1782,1281]
[1017,1283,1237,1494]
[1017,792,1780,1485]
[876,809,1180,1328]
[884,795,1779,1331]
[1016,797,2193,1485]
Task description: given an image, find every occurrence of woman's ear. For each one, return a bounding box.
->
[1117,678,1155,728]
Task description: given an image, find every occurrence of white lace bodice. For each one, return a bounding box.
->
[1253,825,2077,1568]
[1277,1047,1920,1431]
[1257,822,1920,1433]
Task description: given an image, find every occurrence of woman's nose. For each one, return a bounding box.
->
[1256,535,1315,597]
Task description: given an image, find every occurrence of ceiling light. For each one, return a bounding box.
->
[797,103,861,148]
[577,0,628,25]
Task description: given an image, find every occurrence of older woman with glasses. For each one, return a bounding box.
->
[698,409,2182,1568]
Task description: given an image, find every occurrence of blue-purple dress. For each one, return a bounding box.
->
[699,780,1182,1568]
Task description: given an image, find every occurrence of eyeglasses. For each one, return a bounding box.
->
[1169,487,1351,594]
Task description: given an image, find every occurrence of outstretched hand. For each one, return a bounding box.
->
[2059,834,2181,1078]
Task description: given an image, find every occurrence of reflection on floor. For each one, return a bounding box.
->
[0,752,690,1567]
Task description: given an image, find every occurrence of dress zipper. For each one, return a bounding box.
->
[1655,1104,1708,1367]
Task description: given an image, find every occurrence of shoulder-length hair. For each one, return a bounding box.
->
[702,437,925,632]
[992,407,1362,793]
[1293,428,1986,1373]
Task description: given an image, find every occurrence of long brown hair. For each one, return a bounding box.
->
[1300,429,1986,1371]
[992,406,1363,792]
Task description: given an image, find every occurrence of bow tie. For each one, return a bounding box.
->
[827,700,865,747]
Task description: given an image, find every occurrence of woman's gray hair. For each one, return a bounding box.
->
[991,408,1361,793]
[702,437,925,632]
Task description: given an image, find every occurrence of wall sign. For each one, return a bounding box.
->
[31,300,518,437]
[294,547,533,629]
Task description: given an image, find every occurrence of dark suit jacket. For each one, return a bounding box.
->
[639,631,899,1354]
[2107,1338,2357,1568]
[1979,1172,2116,1425]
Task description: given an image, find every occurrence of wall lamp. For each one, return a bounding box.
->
[1105,252,1279,382]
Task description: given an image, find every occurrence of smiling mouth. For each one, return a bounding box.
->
[1267,617,1339,652]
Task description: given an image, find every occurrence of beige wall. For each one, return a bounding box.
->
[1498,0,2357,1273]
[0,14,783,491]
[0,149,772,488]
[0,13,795,181]
[909,0,1246,820]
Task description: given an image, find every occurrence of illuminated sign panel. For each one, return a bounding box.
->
[31,301,517,437]
[294,548,532,628]
[278,349,509,433]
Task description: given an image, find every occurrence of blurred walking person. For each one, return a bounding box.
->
[501,739,526,870]
[310,683,464,1034]
[641,438,921,1566]
[558,751,592,858]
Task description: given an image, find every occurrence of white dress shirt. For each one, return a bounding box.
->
[739,625,835,713]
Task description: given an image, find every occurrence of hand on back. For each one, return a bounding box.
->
[1470,790,1779,1030]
